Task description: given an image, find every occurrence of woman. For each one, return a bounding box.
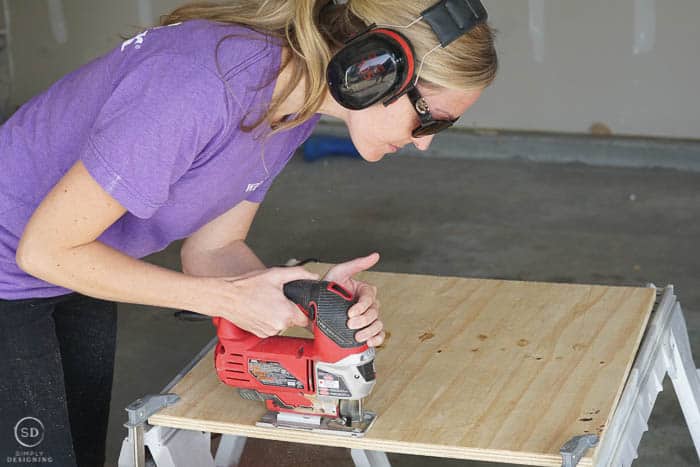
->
[0,0,496,465]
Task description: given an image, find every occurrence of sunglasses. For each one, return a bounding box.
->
[407,86,459,138]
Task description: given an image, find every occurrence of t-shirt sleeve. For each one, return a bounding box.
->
[243,116,322,204]
[81,54,229,219]
[244,171,276,203]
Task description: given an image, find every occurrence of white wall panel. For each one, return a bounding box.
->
[7,0,700,139]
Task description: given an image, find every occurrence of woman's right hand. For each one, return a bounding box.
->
[199,266,320,337]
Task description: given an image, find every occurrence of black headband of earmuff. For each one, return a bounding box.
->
[326,0,488,110]
[421,0,488,47]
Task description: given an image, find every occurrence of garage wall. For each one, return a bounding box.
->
[5,0,700,139]
[473,1,700,139]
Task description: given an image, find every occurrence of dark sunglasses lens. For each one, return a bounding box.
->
[412,119,454,138]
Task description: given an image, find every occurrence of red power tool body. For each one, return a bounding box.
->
[213,280,377,428]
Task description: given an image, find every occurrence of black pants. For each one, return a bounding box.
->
[0,293,117,467]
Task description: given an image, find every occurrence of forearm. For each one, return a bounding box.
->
[19,240,213,313]
[181,239,265,277]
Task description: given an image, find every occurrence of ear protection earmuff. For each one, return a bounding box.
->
[326,0,488,111]
[326,27,416,110]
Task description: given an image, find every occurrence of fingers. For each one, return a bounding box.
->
[250,327,270,339]
[214,266,321,340]
[366,330,386,348]
[223,265,317,284]
[325,252,380,282]
[348,282,378,333]
[272,267,316,327]
[348,282,378,317]
[272,266,320,285]
[344,277,382,345]
[354,319,384,344]
[348,302,379,329]
[289,304,311,328]
[246,305,308,338]
[264,301,309,332]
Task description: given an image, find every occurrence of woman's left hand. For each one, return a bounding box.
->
[323,252,385,347]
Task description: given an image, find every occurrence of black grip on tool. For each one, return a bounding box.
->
[283,280,320,320]
[283,280,363,348]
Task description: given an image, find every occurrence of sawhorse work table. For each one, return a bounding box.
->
[118,266,700,467]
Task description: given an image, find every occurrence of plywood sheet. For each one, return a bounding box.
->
[150,265,655,466]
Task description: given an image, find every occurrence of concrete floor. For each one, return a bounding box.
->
[105,145,700,466]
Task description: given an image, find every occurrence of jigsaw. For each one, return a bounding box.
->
[212,280,377,436]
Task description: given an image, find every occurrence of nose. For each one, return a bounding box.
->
[411,134,435,151]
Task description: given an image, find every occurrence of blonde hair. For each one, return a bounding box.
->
[161,0,497,133]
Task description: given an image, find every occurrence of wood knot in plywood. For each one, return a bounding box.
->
[419,331,435,342]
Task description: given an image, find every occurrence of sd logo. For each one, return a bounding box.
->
[14,417,45,448]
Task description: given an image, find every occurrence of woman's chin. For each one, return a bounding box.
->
[357,147,385,163]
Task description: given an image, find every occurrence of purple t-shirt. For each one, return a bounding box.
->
[0,20,320,299]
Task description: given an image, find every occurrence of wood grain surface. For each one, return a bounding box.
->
[149,265,655,466]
